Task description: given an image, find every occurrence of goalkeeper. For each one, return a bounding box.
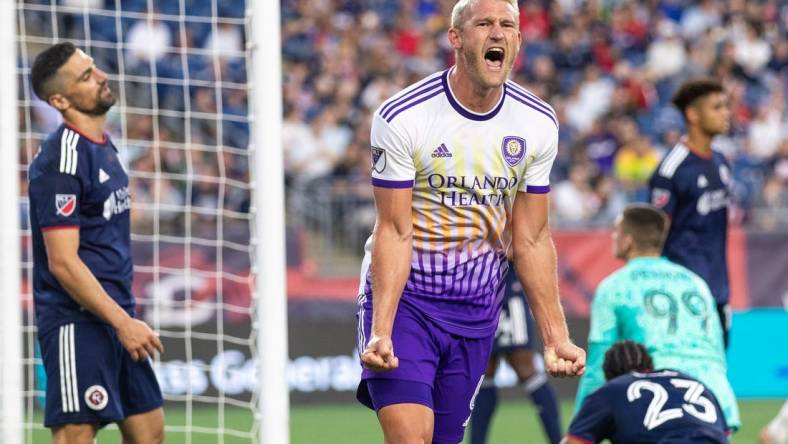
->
[28,43,164,443]
[573,203,740,431]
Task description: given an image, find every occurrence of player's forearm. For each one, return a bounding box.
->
[513,230,569,347]
[49,256,131,328]
[370,223,413,337]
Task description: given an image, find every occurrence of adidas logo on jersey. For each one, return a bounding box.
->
[431,143,452,158]
[99,168,110,183]
[697,174,708,188]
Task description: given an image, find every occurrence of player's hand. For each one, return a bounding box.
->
[544,341,586,377]
[361,335,399,372]
[116,318,164,362]
[760,426,774,444]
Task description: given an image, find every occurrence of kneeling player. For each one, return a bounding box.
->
[470,263,562,444]
[564,341,730,444]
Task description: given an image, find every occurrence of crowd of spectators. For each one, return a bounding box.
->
[15,0,788,246]
[281,0,787,230]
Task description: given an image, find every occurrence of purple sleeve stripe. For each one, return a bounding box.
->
[505,92,558,128]
[507,86,557,121]
[372,177,414,188]
[380,77,443,119]
[507,81,556,112]
[385,88,445,123]
[526,185,550,194]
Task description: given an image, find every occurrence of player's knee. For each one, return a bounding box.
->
[52,423,97,444]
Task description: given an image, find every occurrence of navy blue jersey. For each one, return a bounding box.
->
[569,370,729,444]
[28,124,133,335]
[648,141,731,304]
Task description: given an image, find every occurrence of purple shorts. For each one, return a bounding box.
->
[356,298,494,444]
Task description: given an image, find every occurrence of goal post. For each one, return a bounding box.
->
[0,0,22,441]
[250,0,290,442]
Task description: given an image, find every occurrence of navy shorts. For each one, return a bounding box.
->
[38,321,163,428]
[356,298,494,444]
[493,268,535,354]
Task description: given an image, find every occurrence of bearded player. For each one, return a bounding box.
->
[28,43,164,443]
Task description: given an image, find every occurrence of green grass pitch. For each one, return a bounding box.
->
[28,399,783,443]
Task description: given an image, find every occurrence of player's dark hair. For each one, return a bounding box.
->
[603,341,654,380]
[31,42,77,102]
[620,203,669,252]
[671,78,724,119]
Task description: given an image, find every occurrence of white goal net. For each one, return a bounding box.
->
[9,1,277,442]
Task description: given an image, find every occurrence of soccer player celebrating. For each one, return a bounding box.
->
[648,78,734,347]
[470,265,562,444]
[28,43,164,443]
[355,0,585,442]
[564,341,731,444]
[573,204,740,431]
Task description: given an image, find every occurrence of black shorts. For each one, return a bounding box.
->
[493,268,535,353]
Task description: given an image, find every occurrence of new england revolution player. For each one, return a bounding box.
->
[648,78,734,347]
[470,263,562,444]
[574,204,740,430]
[564,341,730,444]
[355,1,585,443]
[28,43,164,443]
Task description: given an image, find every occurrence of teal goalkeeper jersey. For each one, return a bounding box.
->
[574,256,741,430]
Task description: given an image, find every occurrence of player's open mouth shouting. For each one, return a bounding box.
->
[484,46,505,71]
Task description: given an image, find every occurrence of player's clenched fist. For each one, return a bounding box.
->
[117,318,165,362]
[361,335,399,372]
[544,341,586,377]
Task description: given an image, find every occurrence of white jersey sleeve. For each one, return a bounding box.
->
[519,125,558,193]
[370,112,415,188]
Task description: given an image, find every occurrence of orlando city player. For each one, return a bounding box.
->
[565,341,730,444]
[573,204,739,430]
[28,43,164,443]
[470,264,562,444]
[355,0,585,442]
[648,78,734,347]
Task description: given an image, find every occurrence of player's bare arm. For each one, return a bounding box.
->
[512,191,585,377]
[362,186,413,372]
[43,228,163,361]
[560,436,587,444]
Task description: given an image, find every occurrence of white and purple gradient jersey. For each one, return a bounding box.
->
[358,68,558,338]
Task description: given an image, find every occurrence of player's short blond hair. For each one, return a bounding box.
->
[450,0,518,28]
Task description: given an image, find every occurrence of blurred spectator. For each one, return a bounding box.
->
[16,0,788,236]
[646,20,687,81]
[553,163,598,225]
[614,135,660,200]
[733,20,772,78]
[204,22,244,56]
[126,12,172,67]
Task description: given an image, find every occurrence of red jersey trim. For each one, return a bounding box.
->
[680,136,713,159]
[63,121,108,145]
[566,434,594,444]
[41,225,79,232]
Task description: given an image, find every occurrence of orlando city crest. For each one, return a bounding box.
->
[501,136,526,167]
